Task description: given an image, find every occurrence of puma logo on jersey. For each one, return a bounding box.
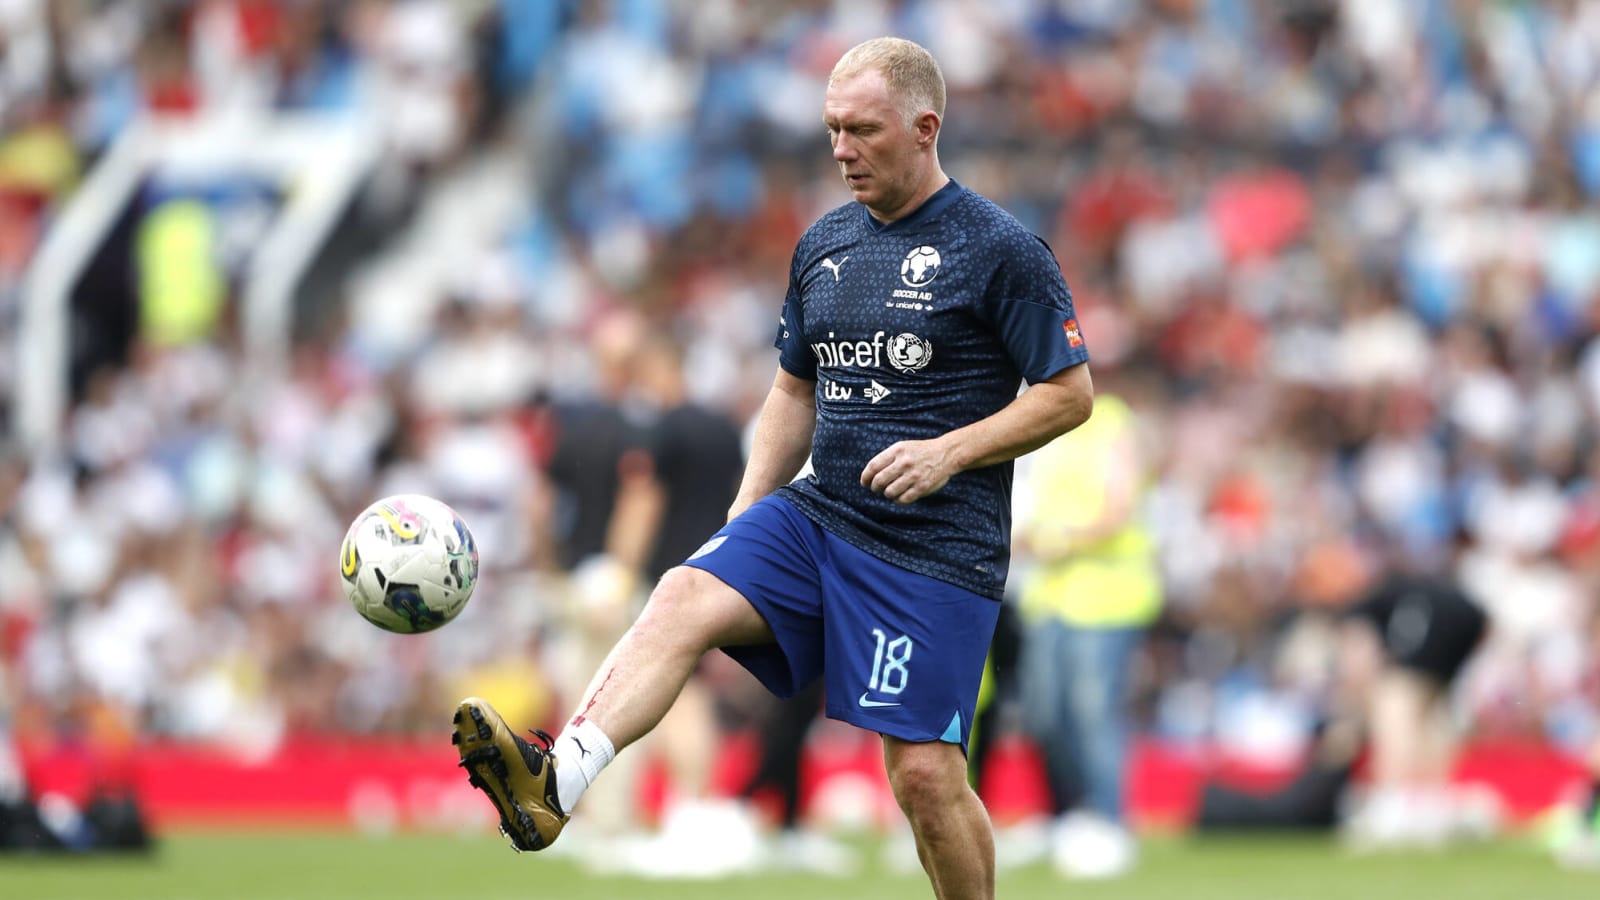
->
[821,256,849,281]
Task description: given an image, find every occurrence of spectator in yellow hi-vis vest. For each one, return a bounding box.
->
[1012,388,1161,880]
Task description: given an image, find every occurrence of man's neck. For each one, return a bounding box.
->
[869,169,951,224]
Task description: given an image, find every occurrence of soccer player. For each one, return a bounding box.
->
[451,36,1094,899]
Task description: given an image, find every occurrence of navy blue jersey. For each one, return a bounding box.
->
[774,180,1089,599]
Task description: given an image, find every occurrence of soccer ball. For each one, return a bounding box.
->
[339,494,479,634]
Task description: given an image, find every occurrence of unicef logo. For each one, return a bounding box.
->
[900,246,941,287]
[888,333,933,372]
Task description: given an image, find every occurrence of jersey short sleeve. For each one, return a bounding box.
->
[775,254,816,380]
[976,234,1090,383]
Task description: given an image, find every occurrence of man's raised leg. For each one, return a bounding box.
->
[454,566,772,851]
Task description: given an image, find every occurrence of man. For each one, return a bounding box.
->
[1338,562,1489,848]
[1012,379,1160,878]
[451,37,1093,900]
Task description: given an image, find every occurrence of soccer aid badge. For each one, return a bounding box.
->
[901,245,941,287]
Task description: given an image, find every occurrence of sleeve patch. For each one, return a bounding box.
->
[1063,318,1084,348]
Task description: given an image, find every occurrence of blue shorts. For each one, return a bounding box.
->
[683,494,1000,751]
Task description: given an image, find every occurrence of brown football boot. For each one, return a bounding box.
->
[452,697,569,851]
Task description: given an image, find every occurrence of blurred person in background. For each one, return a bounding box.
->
[593,332,769,878]
[450,36,1094,900]
[1194,548,1490,847]
[1336,554,1491,849]
[627,333,863,877]
[535,307,660,855]
[1009,368,1161,879]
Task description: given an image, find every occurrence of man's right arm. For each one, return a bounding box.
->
[728,367,817,521]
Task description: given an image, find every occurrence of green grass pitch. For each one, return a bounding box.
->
[1,829,1594,900]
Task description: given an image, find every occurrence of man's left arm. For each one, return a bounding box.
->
[861,362,1093,505]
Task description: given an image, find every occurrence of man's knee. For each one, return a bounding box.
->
[639,566,701,616]
[884,738,968,819]
[635,566,771,651]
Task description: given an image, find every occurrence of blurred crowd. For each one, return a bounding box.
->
[3,0,1600,808]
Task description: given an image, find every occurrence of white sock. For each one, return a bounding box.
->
[551,718,615,813]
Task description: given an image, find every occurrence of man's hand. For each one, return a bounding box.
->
[861,438,956,504]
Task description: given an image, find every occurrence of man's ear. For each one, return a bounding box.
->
[915,110,941,146]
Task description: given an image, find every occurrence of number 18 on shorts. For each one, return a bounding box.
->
[688,495,1001,750]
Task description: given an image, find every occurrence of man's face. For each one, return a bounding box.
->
[824,69,925,220]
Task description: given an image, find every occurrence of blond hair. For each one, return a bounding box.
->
[828,37,946,127]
